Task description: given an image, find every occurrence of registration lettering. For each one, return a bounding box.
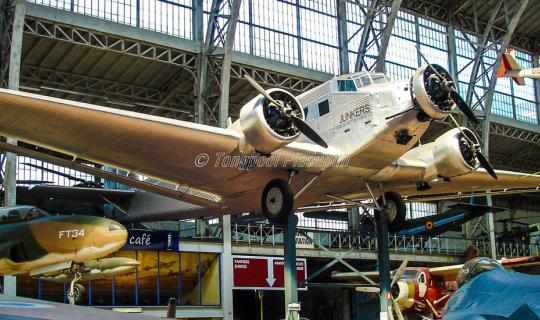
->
[59,229,85,239]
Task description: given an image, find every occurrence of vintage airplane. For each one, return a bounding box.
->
[443,257,540,319]
[497,48,540,85]
[304,203,503,235]
[332,255,540,319]
[2,61,540,227]
[0,205,138,304]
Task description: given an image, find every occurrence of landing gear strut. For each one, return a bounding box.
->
[67,272,84,305]
[261,178,294,224]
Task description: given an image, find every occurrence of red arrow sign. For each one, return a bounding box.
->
[232,255,307,290]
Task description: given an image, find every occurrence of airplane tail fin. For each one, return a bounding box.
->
[497,49,525,85]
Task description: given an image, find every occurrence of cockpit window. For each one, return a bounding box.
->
[360,75,372,87]
[456,257,502,287]
[1,206,50,221]
[337,80,357,92]
[371,74,386,84]
[417,273,426,284]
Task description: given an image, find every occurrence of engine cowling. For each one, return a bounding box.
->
[392,280,414,310]
[432,127,480,178]
[411,64,456,119]
[239,88,304,154]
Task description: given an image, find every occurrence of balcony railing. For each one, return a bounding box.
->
[232,223,540,259]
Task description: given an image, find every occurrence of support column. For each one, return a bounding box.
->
[533,54,540,125]
[479,0,529,259]
[221,214,234,320]
[218,0,241,128]
[446,19,458,84]
[485,198,497,259]
[216,3,241,317]
[336,0,349,75]
[283,214,299,320]
[376,208,392,320]
[3,0,26,296]
[348,207,360,231]
[353,0,402,72]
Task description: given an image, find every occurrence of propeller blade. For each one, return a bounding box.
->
[450,90,479,124]
[292,117,328,148]
[355,286,381,293]
[244,74,281,107]
[476,151,498,179]
[391,259,408,287]
[392,298,405,320]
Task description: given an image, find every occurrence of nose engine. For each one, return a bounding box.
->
[411,64,456,120]
[392,279,414,309]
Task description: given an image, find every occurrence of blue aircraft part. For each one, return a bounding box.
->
[443,268,540,320]
[393,213,466,236]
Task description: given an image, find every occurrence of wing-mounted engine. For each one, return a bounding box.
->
[411,64,456,120]
[238,88,304,154]
[432,127,481,178]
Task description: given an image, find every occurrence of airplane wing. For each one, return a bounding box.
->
[429,255,540,282]
[331,270,381,283]
[429,264,463,282]
[0,89,336,210]
[381,164,540,202]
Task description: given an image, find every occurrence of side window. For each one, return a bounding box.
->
[318,100,330,116]
[418,273,426,284]
[303,107,309,118]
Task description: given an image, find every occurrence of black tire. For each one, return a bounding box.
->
[261,179,294,224]
[374,191,406,232]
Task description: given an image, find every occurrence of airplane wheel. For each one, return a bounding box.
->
[68,284,86,304]
[261,179,294,224]
[375,192,406,232]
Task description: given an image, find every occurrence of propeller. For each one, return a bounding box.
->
[390,259,408,320]
[355,259,409,320]
[416,46,497,179]
[476,150,497,179]
[244,74,328,148]
[417,46,479,124]
[391,259,408,288]
[455,130,498,180]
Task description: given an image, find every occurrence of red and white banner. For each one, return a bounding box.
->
[232,255,307,290]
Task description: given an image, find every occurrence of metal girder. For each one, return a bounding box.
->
[23,17,197,69]
[227,63,321,93]
[490,152,540,172]
[463,0,505,112]
[400,0,535,53]
[195,0,242,127]
[487,122,540,144]
[0,0,14,88]
[352,0,403,72]
[21,65,162,102]
[479,0,531,150]
[0,149,5,195]
[20,65,195,119]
